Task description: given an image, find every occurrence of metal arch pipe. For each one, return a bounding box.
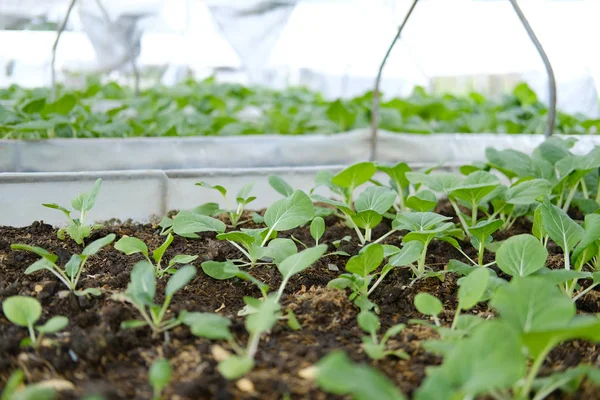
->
[370,0,420,161]
[508,0,557,137]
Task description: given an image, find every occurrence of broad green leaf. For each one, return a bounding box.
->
[354,187,397,214]
[168,254,198,268]
[311,194,354,215]
[468,219,503,247]
[406,172,463,194]
[406,190,437,212]
[346,244,384,277]
[245,296,281,335]
[352,210,382,230]
[114,236,149,257]
[42,203,71,217]
[310,217,325,243]
[357,310,380,333]
[540,198,584,254]
[506,179,552,205]
[149,359,171,394]
[82,234,116,256]
[496,234,548,277]
[2,296,41,327]
[393,212,452,232]
[377,162,411,193]
[165,265,196,297]
[457,268,489,310]
[180,311,232,340]
[534,268,591,285]
[491,277,574,333]
[173,211,226,237]
[10,244,58,263]
[486,147,533,179]
[65,254,82,278]
[128,261,156,306]
[218,356,254,380]
[573,214,600,263]
[331,162,376,190]
[201,260,240,280]
[536,137,575,165]
[415,320,526,399]
[277,245,327,279]
[267,238,298,264]
[72,178,102,212]
[264,190,314,232]
[532,206,545,241]
[268,175,294,197]
[36,316,69,333]
[523,316,600,359]
[195,181,227,197]
[388,241,423,267]
[414,293,442,317]
[152,233,174,264]
[191,202,221,216]
[449,171,500,207]
[66,224,91,245]
[216,231,255,249]
[24,258,56,275]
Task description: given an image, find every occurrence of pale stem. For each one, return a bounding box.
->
[371,229,397,245]
[229,241,252,262]
[449,198,470,237]
[450,307,461,330]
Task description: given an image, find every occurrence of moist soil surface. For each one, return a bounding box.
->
[1,202,599,399]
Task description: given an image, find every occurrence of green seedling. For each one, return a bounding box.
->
[310,217,325,245]
[1,369,56,400]
[114,261,196,336]
[11,234,115,296]
[357,310,408,360]
[42,178,103,244]
[413,293,443,326]
[196,181,256,227]
[2,296,68,349]
[313,186,396,245]
[148,358,172,400]
[199,245,326,380]
[393,212,463,280]
[114,233,197,277]
[328,243,421,308]
[169,210,226,238]
[376,162,412,212]
[468,219,503,266]
[208,190,314,270]
[308,351,406,400]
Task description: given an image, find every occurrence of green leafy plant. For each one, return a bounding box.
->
[0,369,56,400]
[114,262,196,336]
[328,243,421,307]
[2,296,68,348]
[11,234,115,296]
[307,351,406,400]
[357,310,408,360]
[196,182,256,228]
[114,233,197,277]
[148,358,172,400]
[42,178,103,244]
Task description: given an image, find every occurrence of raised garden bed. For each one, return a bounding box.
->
[2,137,600,399]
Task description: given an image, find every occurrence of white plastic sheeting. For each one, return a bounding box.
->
[4,131,600,173]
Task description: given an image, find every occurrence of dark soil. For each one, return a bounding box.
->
[1,204,599,399]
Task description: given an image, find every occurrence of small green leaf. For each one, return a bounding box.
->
[128,261,156,306]
[277,245,327,280]
[540,198,584,254]
[115,236,148,257]
[2,296,42,327]
[218,356,254,380]
[388,241,423,267]
[406,190,437,212]
[332,162,376,191]
[165,265,196,297]
[120,320,149,330]
[173,211,226,237]
[357,310,380,333]
[264,190,315,232]
[506,179,552,205]
[201,260,240,280]
[65,254,83,278]
[287,309,302,331]
[195,181,227,197]
[346,244,384,277]
[310,217,325,244]
[152,233,174,265]
[82,234,116,256]
[24,258,56,275]
[149,359,172,395]
[267,238,298,264]
[216,231,255,249]
[72,178,102,212]
[355,187,397,214]
[168,254,198,268]
[180,311,232,340]
[36,316,68,334]
[414,293,443,317]
[457,268,489,310]
[268,175,294,197]
[10,244,58,263]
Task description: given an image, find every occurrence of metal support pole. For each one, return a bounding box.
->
[51,0,78,101]
[509,0,556,137]
[370,0,419,161]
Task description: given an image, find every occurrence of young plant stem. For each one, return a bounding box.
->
[368,269,391,296]
[27,324,37,347]
[450,307,461,330]
[488,204,507,221]
[562,181,580,212]
[156,296,173,327]
[246,332,261,359]
[596,178,600,205]
[228,241,252,262]
[417,247,428,276]
[517,345,553,400]
[449,198,470,237]
[572,283,600,302]
[71,256,89,290]
[260,228,275,247]
[478,242,484,266]
[581,178,589,199]
[432,315,440,327]
[471,201,478,226]
[371,229,397,245]
[352,224,366,246]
